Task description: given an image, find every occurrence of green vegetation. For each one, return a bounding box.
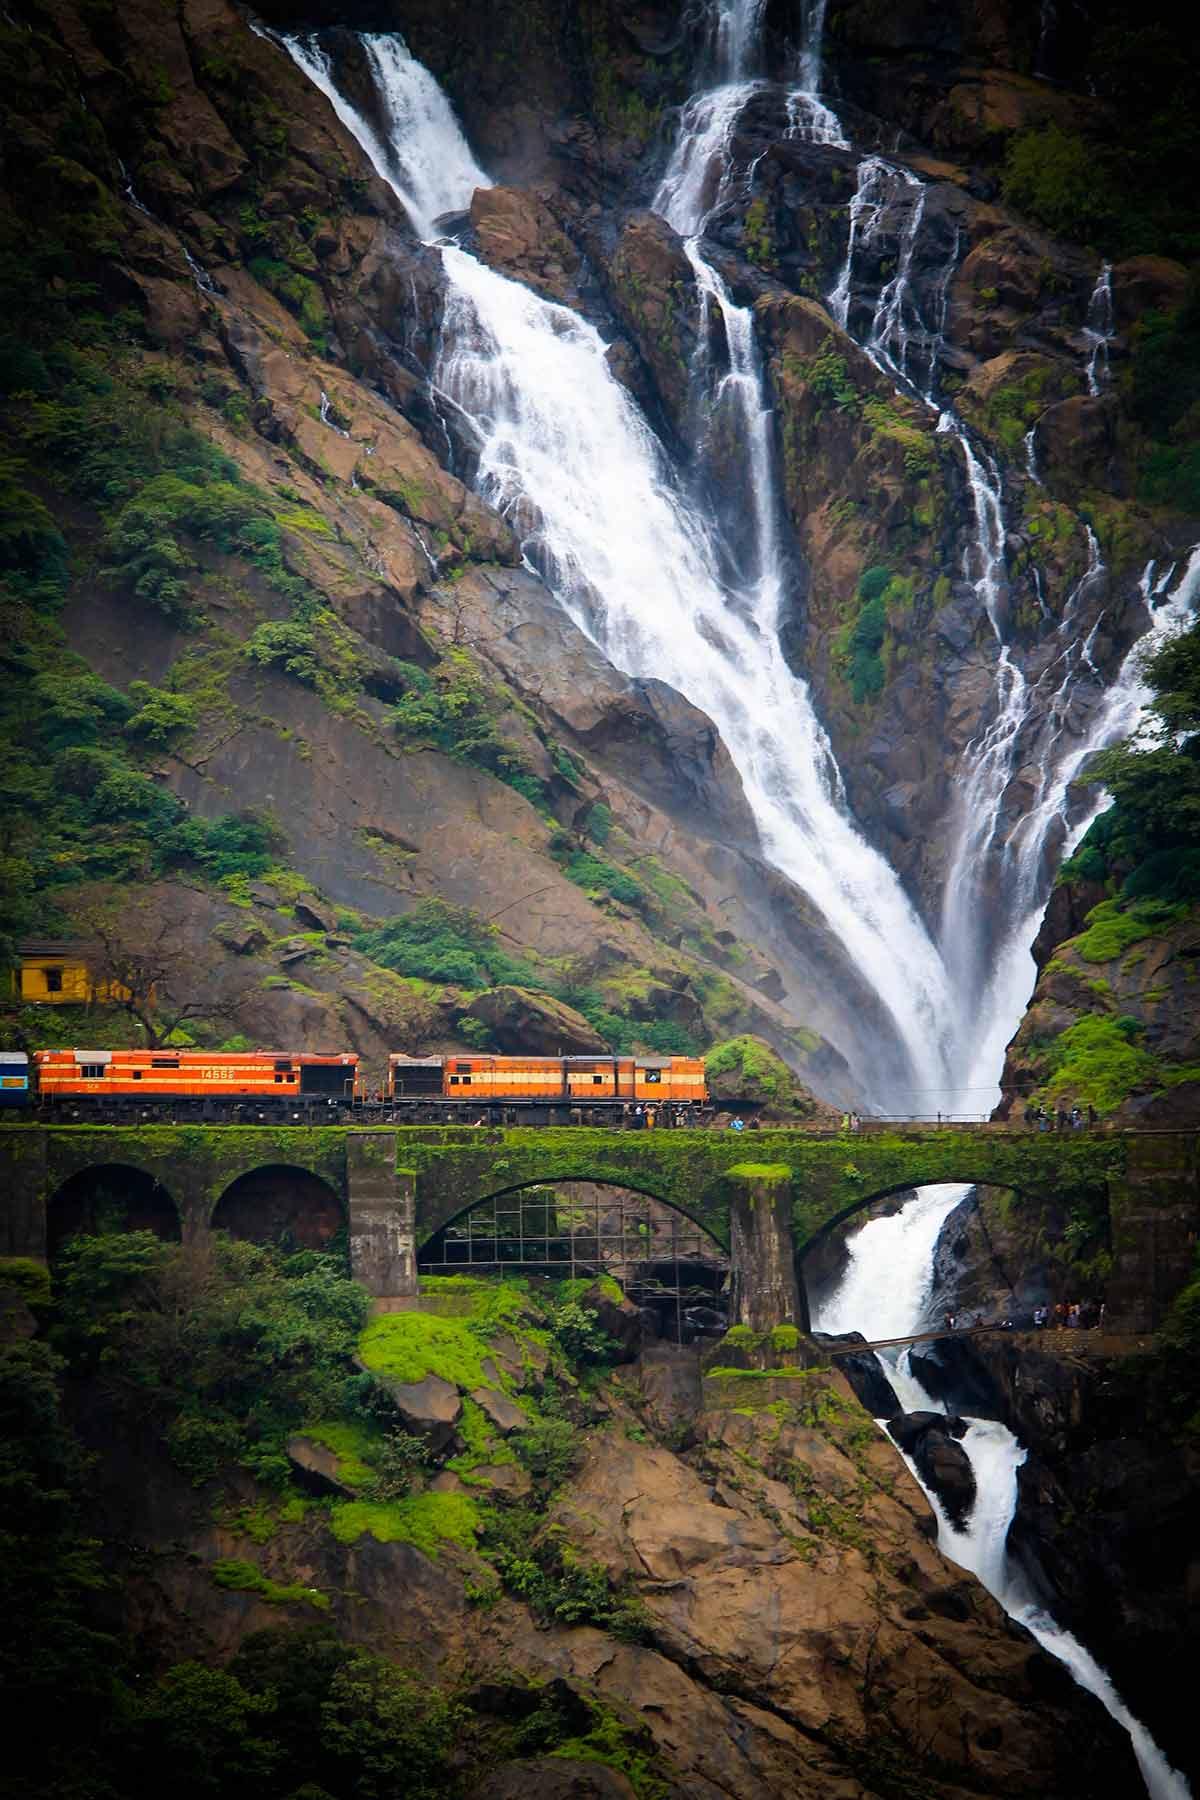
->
[329,1490,481,1554]
[805,335,859,412]
[1041,1013,1155,1112]
[834,565,900,703]
[1071,897,1186,963]
[1127,278,1200,513]
[388,650,560,810]
[1063,618,1200,911]
[53,1233,371,1487]
[210,1557,330,1610]
[357,1309,496,1390]
[353,897,545,991]
[1000,8,1200,263]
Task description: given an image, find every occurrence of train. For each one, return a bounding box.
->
[0,1047,711,1124]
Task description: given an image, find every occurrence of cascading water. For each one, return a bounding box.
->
[283,32,490,240]
[812,1198,1193,1799]
[1084,260,1115,397]
[281,15,1197,1790]
[786,0,847,146]
[283,13,962,1107]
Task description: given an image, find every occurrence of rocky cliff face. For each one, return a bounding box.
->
[889,1325,1200,1784]
[997,878,1200,1124]
[67,1298,1142,1799]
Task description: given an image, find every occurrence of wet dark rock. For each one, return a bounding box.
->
[813,1332,901,1417]
[887,1410,976,1527]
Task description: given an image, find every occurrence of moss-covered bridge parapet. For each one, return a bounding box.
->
[0,1124,1194,1330]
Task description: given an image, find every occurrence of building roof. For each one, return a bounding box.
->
[16,940,95,958]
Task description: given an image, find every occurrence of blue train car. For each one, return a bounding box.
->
[0,1051,31,1107]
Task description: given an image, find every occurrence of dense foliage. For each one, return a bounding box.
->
[0,1235,668,1800]
[1064,618,1200,903]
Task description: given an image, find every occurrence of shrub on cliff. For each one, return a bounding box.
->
[52,1233,371,1486]
[353,898,544,991]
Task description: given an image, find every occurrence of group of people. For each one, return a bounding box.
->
[1033,1299,1105,1330]
[840,1112,863,1132]
[727,1115,762,1132]
[1023,1102,1096,1131]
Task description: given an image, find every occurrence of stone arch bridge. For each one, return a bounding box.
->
[1,1125,1195,1333]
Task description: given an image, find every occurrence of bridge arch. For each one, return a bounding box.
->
[418,1177,731,1342]
[212,1163,345,1250]
[792,1166,1107,1266]
[47,1163,181,1260]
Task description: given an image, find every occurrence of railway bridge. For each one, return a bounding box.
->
[0,1124,1195,1332]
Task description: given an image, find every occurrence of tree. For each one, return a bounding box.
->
[68,888,252,1046]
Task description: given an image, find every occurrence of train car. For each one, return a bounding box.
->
[387,1052,708,1117]
[34,1049,361,1118]
[0,1050,31,1109]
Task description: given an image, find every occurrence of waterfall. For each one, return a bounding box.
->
[786,0,847,147]
[1084,260,1115,397]
[283,32,490,240]
[282,25,959,1106]
[813,1204,1193,1800]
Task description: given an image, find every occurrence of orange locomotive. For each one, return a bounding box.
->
[34,1048,360,1118]
[388,1052,707,1115]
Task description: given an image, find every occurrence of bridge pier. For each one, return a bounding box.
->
[346,1133,418,1300]
[727,1164,806,1332]
[1107,1133,1200,1332]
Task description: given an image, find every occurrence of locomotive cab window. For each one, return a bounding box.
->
[80,1064,106,1080]
[593,1075,603,1085]
[45,968,63,993]
[275,1060,292,1073]
[641,1069,662,1084]
[455,1062,472,1073]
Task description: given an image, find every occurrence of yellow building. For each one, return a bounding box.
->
[13,940,127,1006]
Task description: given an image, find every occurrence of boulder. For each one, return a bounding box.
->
[375,1373,462,1451]
[286,1434,358,1496]
[813,1333,901,1417]
[888,1411,976,1527]
[469,1386,530,1435]
[604,210,699,439]
[581,1281,644,1362]
[464,986,607,1055]
[469,186,580,305]
[468,1462,533,1500]
[293,895,338,933]
[214,918,270,955]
